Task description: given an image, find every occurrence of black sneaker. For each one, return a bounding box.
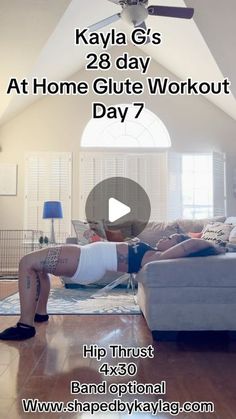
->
[34,313,49,323]
[0,322,36,340]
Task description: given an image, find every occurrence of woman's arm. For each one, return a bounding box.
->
[158,238,215,260]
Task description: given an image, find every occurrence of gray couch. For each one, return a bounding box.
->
[135,216,236,339]
[136,253,236,338]
[64,216,236,338]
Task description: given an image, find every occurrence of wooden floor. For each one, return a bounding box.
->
[0,280,236,419]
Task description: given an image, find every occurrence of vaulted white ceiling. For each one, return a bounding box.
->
[0,0,235,125]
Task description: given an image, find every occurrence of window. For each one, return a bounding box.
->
[182,154,213,218]
[80,152,225,222]
[181,153,225,219]
[79,152,168,221]
[25,152,72,241]
[80,108,225,222]
[81,104,171,149]
[80,105,171,221]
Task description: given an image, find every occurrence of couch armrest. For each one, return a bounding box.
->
[136,253,236,288]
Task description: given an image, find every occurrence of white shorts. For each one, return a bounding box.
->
[68,242,117,284]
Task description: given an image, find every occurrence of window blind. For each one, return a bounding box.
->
[79,151,226,223]
[167,152,183,220]
[79,152,168,221]
[24,152,72,241]
[213,152,226,216]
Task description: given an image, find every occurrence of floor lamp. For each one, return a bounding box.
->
[43,201,63,244]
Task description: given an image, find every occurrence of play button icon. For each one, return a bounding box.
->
[85,177,151,239]
[109,198,131,222]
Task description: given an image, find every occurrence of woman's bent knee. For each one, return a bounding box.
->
[19,254,34,272]
[19,249,47,275]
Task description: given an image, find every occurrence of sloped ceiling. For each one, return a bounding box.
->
[0,0,72,121]
[185,0,236,99]
[0,0,235,125]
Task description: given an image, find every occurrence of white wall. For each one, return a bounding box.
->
[0,44,236,229]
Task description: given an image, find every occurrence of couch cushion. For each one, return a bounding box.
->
[136,221,181,247]
[177,216,226,233]
[137,253,236,288]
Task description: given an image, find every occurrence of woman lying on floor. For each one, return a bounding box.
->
[0,234,225,340]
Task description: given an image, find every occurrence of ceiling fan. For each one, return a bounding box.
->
[88,0,194,32]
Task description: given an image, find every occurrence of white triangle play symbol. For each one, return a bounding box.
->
[108,198,131,222]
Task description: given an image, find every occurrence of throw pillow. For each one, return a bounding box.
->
[105,229,124,242]
[104,220,133,239]
[202,222,234,244]
[225,216,236,225]
[72,220,106,245]
[188,231,203,239]
[177,216,226,233]
[229,226,236,244]
[88,220,107,239]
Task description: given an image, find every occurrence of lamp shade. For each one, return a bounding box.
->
[43,201,63,219]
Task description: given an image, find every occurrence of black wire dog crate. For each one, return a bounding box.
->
[0,230,43,278]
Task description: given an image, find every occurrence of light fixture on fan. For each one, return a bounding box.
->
[121,4,148,26]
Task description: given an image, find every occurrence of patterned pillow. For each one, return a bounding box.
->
[72,220,106,245]
[202,222,234,244]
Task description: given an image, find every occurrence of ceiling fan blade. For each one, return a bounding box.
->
[148,5,194,19]
[88,13,121,31]
[134,21,150,43]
